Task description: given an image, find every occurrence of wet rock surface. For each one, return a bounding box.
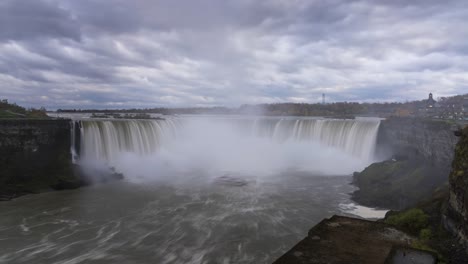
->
[376,117,459,168]
[351,158,447,210]
[272,215,437,264]
[0,119,83,200]
[386,247,436,264]
[445,126,468,252]
[352,117,460,210]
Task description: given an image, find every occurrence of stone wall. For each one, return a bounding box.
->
[0,119,83,200]
[444,126,468,251]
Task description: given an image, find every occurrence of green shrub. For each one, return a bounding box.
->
[385,208,429,234]
[419,228,433,241]
[0,99,48,119]
[411,239,433,252]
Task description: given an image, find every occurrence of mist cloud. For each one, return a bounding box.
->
[0,0,467,108]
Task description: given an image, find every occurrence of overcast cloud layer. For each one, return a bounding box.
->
[0,0,467,109]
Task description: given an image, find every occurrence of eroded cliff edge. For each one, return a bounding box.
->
[352,117,460,210]
[275,122,468,263]
[376,117,459,168]
[0,119,84,200]
[444,126,468,251]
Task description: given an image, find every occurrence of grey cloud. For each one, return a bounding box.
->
[62,0,143,34]
[62,0,281,35]
[0,0,81,41]
[0,0,467,109]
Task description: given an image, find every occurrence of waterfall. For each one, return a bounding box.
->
[75,119,180,163]
[73,117,380,166]
[70,121,79,164]
[248,118,381,160]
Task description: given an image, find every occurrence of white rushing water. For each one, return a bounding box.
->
[78,118,180,162]
[0,116,386,264]
[73,117,381,179]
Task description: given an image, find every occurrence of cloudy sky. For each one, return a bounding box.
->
[0,0,467,109]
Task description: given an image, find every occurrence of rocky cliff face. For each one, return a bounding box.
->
[351,159,447,210]
[377,117,459,169]
[0,119,84,200]
[445,126,468,251]
[351,117,460,210]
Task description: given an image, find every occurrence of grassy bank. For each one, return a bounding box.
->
[0,99,48,119]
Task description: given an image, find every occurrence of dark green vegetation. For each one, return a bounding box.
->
[382,188,468,263]
[56,93,468,118]
[445,125,468,252]
[385,207,441,258]
[55,101,406,117]
[379,126,468,263]
[352,159,447,210]
[348,121,468,263]
[91,112,164,120]
[0,99,48,119]
[384,208,446,262]
[385,209,429,234]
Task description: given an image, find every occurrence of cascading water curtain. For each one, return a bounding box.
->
[77,117,380,165]
[78,119,181,164]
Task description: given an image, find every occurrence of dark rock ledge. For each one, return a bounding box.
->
[273,215,437,264]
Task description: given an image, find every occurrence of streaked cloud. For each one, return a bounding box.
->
[0,0,467,109]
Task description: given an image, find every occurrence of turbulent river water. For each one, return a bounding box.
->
[0,116,387,264]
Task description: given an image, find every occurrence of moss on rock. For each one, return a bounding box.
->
[445,126,468,252]
[385,208,429,235]
[351,158,447,210]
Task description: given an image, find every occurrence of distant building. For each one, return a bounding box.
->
[434,95,468,120]
[417,93,468,120]
[425,93,437,116]
[462,97,468,119]
[426,93,436,108]
[395,108,411,117]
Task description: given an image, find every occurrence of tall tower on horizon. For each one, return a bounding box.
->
[322,93,325,104]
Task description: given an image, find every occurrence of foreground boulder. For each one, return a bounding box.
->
[273,215,436,264]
